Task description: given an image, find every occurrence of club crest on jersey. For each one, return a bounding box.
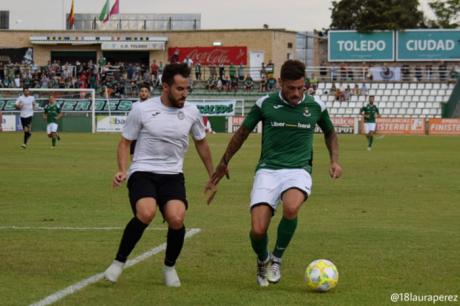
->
[303,107,311,117]
[177,111,185,120]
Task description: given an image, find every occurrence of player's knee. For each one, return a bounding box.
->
[136,208,155,224]
[167,214,184,229]
[251,224,268,238]
[283,206,300,219]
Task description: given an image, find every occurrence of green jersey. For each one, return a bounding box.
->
[44,103,61,123]
[242,92,334,173]
[360,104,379,123]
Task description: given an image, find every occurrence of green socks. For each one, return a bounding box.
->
[52,137,56,147]
[273,217,298,258]
[250,232,269,262]
[368,135,373,147]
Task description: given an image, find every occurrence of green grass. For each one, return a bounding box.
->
[0,132,459,306]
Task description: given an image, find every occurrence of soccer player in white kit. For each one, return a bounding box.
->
[15,88,36,148]
[104,64,215,287]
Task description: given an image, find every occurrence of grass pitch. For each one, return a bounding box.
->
[0,132,459,306]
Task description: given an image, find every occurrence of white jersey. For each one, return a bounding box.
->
[122,96,206,176]
[16,95,35,118]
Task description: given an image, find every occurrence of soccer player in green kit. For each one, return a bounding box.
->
[360,95,381,151]
[43,95,63,148]
[206,60,342,286]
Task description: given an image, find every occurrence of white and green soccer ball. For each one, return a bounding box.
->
[305,259,339,292]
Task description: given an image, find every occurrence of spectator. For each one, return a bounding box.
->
[183,56,193,68]
[244,74,254,91]
[151,60,159,81]
[260,62,266,80]
[331,64,338,81]
[360,83,368,97]
[206,76,216,90]
[170,50,180,64]
[415,66,422,82]
[266,60,274,79]
[352,83,360,96]
[340,63,347,81]
[219,63,225,80]
[267,77,276,91]
[229,64,236,82]
[439,61,447,81]
[402,64,411,81]
[259,74,267,92]
[238,64,245,81]
[310,73,319,90]
[194,63,202,80]
[209,63,217,79]
[319,61,328,81]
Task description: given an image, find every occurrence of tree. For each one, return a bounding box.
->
[330,0,426,31]
[428,0,460,28]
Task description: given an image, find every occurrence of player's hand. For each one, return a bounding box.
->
[329,162,342,179]
[15,103,23,110]
[113,171,127,188]
[204,182,218,205]
[209,161,230,186]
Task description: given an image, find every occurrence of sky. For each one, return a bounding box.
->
[4,0,435,31]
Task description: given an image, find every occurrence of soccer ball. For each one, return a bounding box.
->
[305,259,339,292]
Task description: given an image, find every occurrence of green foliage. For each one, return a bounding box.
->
[330,0,426,31]
[428,0,460,28]
[0,133,459,305]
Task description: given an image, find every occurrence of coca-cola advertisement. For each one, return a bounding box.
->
[167,47,247,65]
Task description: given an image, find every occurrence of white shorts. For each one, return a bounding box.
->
[364,123,376,134]
[250,168,312,211]
[47,123,58,134]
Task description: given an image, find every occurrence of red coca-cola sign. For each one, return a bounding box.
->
[167,47,247,65]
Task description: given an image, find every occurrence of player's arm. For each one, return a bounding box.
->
[56,108,64,120]
[113,137,132,187]
[318,110,342,179]
[193,137,214,179]
[114,106,141,187]
[15,98,22,110]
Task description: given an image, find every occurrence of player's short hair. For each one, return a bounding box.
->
[161,63,191,86]
[369,95,375,98]
[139,82,151,91]
[280,60,305,81]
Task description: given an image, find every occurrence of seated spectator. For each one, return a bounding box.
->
[330,82,337,95]
[267,77,277,91]
[244,75,254,91]
[216,78,223,91]
[310,73,319,90]
[352,83,360,96]
[206,76,216,90]
[231,77,239,92]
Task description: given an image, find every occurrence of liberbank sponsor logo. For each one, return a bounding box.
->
[270,121,311,129]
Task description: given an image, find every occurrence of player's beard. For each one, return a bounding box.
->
[168,92,186,108]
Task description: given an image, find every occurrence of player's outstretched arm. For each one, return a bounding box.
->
[113,137,132,188]
[324,129,342,179]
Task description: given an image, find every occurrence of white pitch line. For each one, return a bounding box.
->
[0,226,167,231]
[29,228,201,306]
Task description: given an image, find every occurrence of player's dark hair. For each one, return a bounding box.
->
[139,82,151,91]
[280,60,306,81]
[161,63,191,86]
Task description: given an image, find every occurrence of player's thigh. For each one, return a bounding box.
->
[250,169,282,211]
[128,172,159,223]
[157,173,188,229]
[280,169,311,218]
[135,198,158,224]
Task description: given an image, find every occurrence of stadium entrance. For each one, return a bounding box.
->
[51,51,97,63]
[102,51,149,65]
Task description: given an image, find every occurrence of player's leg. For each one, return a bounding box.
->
[162,200,186,287]
[269,169,310,283]
[21,117,32,148]
[158,173,188,287]
[249,169,280,286]
[104,172,158,283]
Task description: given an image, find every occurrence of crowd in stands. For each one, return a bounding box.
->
[0,57,458,98]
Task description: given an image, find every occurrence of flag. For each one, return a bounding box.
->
[109,0,119,17]
[98,0,110,22]
[68,0,75,29]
